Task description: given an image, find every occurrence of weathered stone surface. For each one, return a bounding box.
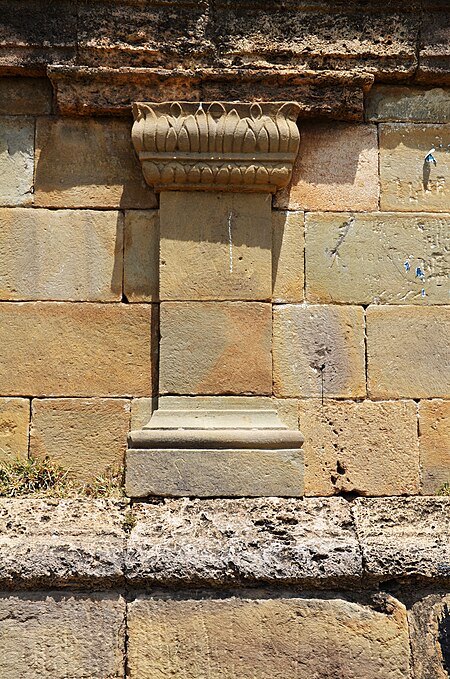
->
[160,193,272,301]
[0,117,33,206]
[159,302,272,395]
[124,210,159,302]
[418,8,450,85]
[380,123,450,212]
[299,399,419,497]
[0,592,125,678]
[0,398,29,462]
[274,121,378,211]
[35,117,157,209]
[126,497,361,585]
[0,208,123,301]
[353,497,450,580]
[272,210,304,303]
[127,595,410,679]
[0,302,155,397]
[366,85,450,122]
[0,77,52,114]
[30,398,130,481]
[419,400,450,495]
[408,593,450,679]
[0,499,126,587]
[130,397,156,430]
[367,306,450,398]
[305,212,449,305]
[273,305,366,398]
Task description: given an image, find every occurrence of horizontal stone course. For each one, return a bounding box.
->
[0,77,52,115]
[366,85,450,122]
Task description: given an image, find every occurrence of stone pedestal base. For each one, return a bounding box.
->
[126,398,304,498]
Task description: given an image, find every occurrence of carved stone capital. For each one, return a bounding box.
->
[131,101,300,193]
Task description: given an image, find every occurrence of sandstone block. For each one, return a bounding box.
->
[0,398,29,462]
[124,210,159,302]
[0,117,34,206]
[273,304,365,398]
[126,497,361,586]
[0,77,52,115]
[299,399,419,496]
[272,210,304,303]
[0,208,123,301]
[160,302,272,395]
[0,592,125,678]
[274,122,378,211]
[127,595,410,679]
[30,398,130,481]
[380,123,450,212]
[0,302,155,397]
[367,305,450,398]
[160,193,272,301]
[0,498,126,588]
[354,497,450,579]
[305,211,449,305]
[366,85,450,123]
[35,117,157,208]
[419,400,450,494]
[408,593,450,679]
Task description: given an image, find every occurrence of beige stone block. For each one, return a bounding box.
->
[0,592,125,679]
[274,122,378,211]
[366,85,450,123]
[0,208,123,301]
[272,210,304,303]
[0,398,29,462]
[35,117,157,208]
[419,400,450,494]
[305,211,449,305]
[367,306,450,398]
[0,77,52,115]
[30,398,130,481]
[160,302,272,395]
[0,302,155,397]
[273,305,366,398]
[0,117,34,206]
[124,210,159,302]
[127,596,410,679]
[299,399,419,496]
[409,593,450,679]
[160,193,272,301]
[380,123,450,212]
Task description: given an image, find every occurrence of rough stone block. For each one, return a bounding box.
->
[160,193,272,301]
[0,208,123,301]
[380,123,450,212]
[273,304,365,398]
[367,305,450,398]
[127,595,410,679]
[418,8,450,85]
[0,117,34,206]
[419,400,450,494]
[0,592,125,678]
[30,398,130,481]
[353,497,450,579]
[305,211,449,305]
[408,593,450,679]
[274,122,378,211]
[366,85,450,123]
[0,77,52,115]
[124,210,159,302]
[35,117,157,208]
[0,398,29,462]
[0,499,126,587]
[0,302,155,397]
[299,399,419,497]
[272,210,304,303]
[160,302,272,395]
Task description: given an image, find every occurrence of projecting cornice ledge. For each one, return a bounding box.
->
[131,101,300,193]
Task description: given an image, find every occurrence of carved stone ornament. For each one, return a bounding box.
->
[132,101,301,192]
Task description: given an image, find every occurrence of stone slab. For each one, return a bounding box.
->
[127,595,410,679]
[0,77,52,115]
[126,448,304,498]
[366,85,450,123]
[124,210,159,302]
[0,116,34,206]
[272,210,304,303]
[408,593,450,679]
[0,397,29,462]
[419,400,450,494]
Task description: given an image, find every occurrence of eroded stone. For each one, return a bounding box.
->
[0,117,33,206]
[0,77,52,115]
[408,593,450,679]
[0,398,29,462]
[366,85,450,123]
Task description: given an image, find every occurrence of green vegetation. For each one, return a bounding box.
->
[436,482,450,497]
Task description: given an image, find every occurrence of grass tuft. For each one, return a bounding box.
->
[437,482,450,497]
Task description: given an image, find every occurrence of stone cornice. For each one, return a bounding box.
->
[131,101,301,192]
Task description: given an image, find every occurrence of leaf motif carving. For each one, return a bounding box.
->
[223,110,240,154]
